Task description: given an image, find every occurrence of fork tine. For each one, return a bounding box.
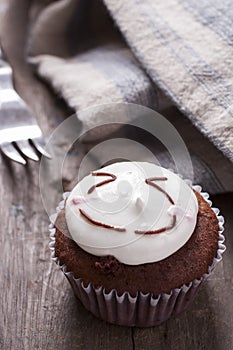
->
[16,140,39,161]
[0,142,26,165]
[31,138,51,158]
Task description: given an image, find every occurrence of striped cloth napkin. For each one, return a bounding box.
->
[29,0,233,161]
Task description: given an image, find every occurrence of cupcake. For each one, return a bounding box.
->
[49,161,225,327]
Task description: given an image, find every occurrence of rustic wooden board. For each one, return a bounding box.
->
[0,1,233,349]
[0,155,232,350]
[0,156,133,350]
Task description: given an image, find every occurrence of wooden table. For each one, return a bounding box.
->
[1,2,233,349]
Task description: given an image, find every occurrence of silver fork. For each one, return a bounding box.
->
[0,48,51,164]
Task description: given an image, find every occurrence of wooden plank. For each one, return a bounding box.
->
[0,156,133,350]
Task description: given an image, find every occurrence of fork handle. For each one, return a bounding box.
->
[0,47,12,70]
[0,45,16,90]
[0,47,7,65]
[0,47,4,59]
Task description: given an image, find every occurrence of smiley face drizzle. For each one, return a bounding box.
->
[135,177,177,234]
[79,172,126,232]
[79,208,126,232]
[87,172,116,194]
[79,173,177,234]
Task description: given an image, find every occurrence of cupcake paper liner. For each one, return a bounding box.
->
[49,186,226,327]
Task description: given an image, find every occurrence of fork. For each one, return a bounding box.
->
[0,48,51,164]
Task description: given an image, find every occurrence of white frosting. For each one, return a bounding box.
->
[65,162,198,265]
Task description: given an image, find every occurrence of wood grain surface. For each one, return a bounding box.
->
[0,153,232,350]
[0,1,233,349]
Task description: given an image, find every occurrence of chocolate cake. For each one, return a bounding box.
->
[54,190,219,297]
[50,162,224,326]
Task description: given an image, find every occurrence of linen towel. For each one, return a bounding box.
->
[29,0,159,130]
[103,0,233,161]
[1,0,233,161]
